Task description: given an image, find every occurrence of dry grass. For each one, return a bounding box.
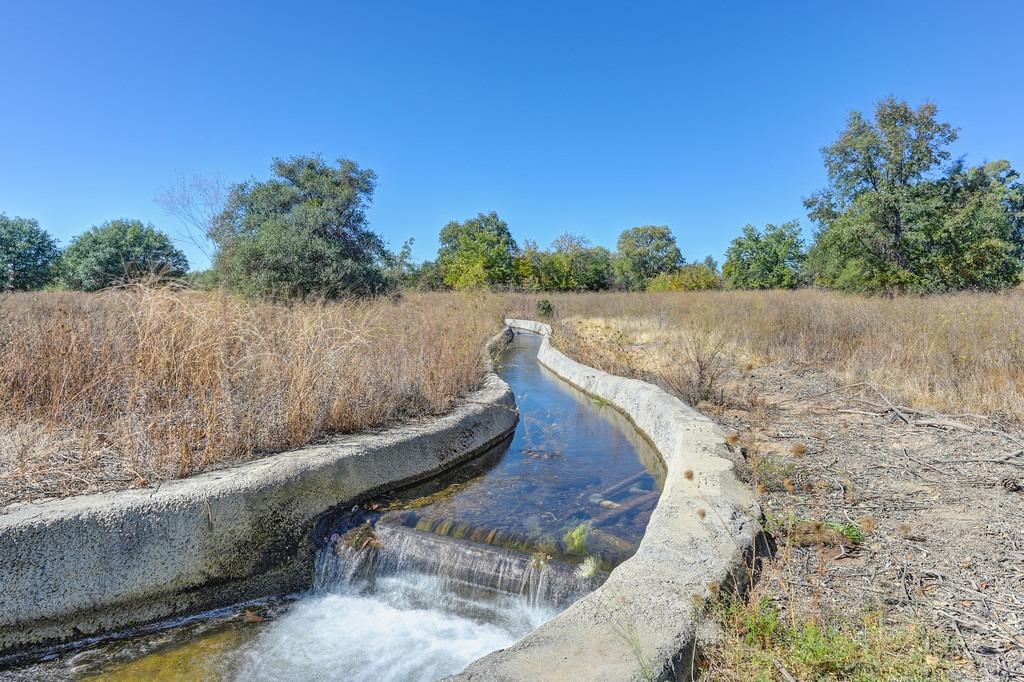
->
[505,289,1024,420]
[0,287,501,504]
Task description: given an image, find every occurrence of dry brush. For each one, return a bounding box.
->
[0,287,502,504]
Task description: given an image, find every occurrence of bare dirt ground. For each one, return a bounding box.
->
[705,362,1024,680]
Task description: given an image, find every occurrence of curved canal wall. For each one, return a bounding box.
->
[452,320,762,682]
[0,330,518,660]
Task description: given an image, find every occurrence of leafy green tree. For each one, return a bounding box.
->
[60,219,187,291]
[211,156,387,299]
[437,211,518,289]
[574,245,613,291]
[513,234,612,291]
[723,221,805,289]
[0,214,60,291]
[614,225,684,289]
[407,260,448,290]
[916,160,1024,290]
[804,98,1024,292]
[545,233,612,291]
[647,263,722,291]
[514,239,546,290]
[185,269,220,291]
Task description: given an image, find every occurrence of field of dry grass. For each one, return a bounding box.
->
[0,288,502,505]
[507,289,1024,420]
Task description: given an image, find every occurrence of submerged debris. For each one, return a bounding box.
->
[336,523,383,552]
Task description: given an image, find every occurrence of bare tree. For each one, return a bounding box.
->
[155,174,228,261]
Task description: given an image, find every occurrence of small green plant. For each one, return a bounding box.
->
[536,298,554,318]
[824,520,867,544]
[709,596,952,680]
[562,521,591,555]
[574,555,601,579]
[534,535,559,556]
[751,454,798,491]
[726,596,783,649]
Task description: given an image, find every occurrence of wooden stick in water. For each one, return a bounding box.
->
[592,491,659,524]
[596,470,649,500]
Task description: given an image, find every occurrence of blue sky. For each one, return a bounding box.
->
[2,1,1021,270]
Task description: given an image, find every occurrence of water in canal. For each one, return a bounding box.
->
[20,331,663,681]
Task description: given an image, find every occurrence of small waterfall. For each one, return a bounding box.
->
[314,521,604,609]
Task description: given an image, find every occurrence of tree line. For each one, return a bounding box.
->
[414,216,718,292]
[414,98,1024,294]
[3,97,1021,297]
[0,216,188,292]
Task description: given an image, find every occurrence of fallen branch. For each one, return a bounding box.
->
[771,656,798,682]
[591,491,659,524]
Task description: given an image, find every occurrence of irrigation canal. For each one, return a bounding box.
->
[12,331,664,681]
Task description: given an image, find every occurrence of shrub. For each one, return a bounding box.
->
[60,219,187,291]
[0,214,60,291]
[723,221,805,289]
[646,264,722,291]
[536,299,554,317]
[661,322,728,405]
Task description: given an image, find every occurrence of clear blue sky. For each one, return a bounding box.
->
[2,1,1021,270]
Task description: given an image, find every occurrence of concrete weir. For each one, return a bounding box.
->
[448,321,762,682]
[0,330,518,660]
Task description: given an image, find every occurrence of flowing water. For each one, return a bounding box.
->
[11,331,663,681]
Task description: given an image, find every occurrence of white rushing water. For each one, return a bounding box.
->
[234,574,554,682]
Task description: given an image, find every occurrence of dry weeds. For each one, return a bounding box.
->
[0,287,501,505]
[506,289,1024,420]
[500,290,1024,680]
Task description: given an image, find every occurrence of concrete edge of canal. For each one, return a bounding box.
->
[450,320,763,682]
[0,329,519,662]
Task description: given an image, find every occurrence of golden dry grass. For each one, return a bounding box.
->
[0,287,502,504]
[507,289,1024,419]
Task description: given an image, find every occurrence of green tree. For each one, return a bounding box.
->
[723,221,805,289]
[211,156,387,299]
[804,98,1024,292]
[60,219,187,291]
[647,263,722,291]
[0,214,60,291]
[437,211,518,289]
[574,245,613,291]
[545,233,612,291]
[407,260,448,290]
[514,239,546,290]
[614,225,684,289]
[916,160,1024,290]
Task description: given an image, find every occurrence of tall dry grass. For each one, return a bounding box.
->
[505,289,1024,419]
[0,287,502,504]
